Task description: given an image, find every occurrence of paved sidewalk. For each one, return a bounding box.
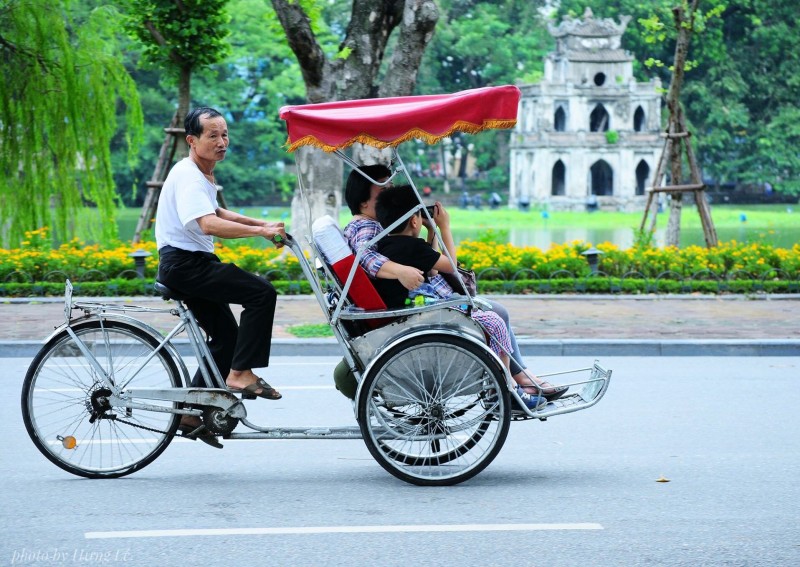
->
[2,294,798,357]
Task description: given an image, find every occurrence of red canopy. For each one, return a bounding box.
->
[279,85,520,153]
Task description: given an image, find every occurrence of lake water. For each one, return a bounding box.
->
[119,216,798,250]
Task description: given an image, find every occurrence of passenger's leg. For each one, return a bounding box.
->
[480,302,568,401]
[485,299,526,375]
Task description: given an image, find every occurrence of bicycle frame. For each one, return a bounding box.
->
[55,280,246,421]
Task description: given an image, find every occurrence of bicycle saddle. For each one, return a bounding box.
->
[154,281,192,301]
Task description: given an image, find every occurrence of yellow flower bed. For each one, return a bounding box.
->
[1,228,798,282]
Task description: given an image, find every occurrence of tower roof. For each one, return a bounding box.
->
[548,7,631,51]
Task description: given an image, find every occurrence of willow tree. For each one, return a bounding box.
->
[270,0,439,245]
[0,0,143,247]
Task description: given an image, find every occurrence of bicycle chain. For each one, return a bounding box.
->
[108,415,176,437]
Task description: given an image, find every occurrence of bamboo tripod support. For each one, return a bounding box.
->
[132,113,228,243]
[639,112,718,247]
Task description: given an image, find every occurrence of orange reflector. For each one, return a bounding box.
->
[57,435,77,450]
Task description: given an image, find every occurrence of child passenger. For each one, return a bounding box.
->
[374,185,547,410]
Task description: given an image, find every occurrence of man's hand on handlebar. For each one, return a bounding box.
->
[262,222,287,249]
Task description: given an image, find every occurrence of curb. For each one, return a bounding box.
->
[4,338,798,359]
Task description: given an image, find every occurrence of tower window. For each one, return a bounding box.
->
[636,160,650,196]
[594,72,606,86]
[554,106,566,132]
[634,106,645,132]
[552,160,566,195]
[590,104,610,132]
[590,160,613,196]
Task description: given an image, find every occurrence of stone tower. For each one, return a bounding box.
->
[510,8,662,211]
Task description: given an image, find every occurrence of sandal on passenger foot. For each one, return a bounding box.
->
[228,378,282,400]
[522,381,569,402]
[178,418,223,449]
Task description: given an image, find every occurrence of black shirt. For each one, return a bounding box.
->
[374,235,441,308]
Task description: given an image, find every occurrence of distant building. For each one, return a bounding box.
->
[510,8,662,211]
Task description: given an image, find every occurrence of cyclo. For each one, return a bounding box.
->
[21,85,611,486]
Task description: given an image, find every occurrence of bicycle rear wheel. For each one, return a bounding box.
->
[358,334,510,486]
[21,319,182,478]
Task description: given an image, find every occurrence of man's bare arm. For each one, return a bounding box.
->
[196,213,285,244]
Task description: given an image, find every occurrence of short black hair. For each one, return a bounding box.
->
[376,184,419,234]
[184,107,223,137]
[344,164,392,215]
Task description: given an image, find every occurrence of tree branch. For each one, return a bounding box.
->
[379,0,439,97]
[143,19,185,67]
[0,33,54,70]
[270,0,327,102]
[143,20,168,48]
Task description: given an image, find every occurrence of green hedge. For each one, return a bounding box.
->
[476,278,799,295]
[1,277,797,298]
[0,279,312,298]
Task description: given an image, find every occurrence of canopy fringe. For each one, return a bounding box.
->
[284,119,517,153]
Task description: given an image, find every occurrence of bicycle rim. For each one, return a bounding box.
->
[21,320,181,478]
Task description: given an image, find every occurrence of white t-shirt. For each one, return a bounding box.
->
[155,158,219,253]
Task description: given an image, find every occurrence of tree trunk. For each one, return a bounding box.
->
[290,146,342,241]
[665,121,684,246]
[271,0,439,247]
[664,1,698,247]
[177,64,192,121]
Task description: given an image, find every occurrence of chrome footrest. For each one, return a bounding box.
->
[512,361,612,420]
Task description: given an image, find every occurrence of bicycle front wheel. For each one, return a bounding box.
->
[21,319,182,478]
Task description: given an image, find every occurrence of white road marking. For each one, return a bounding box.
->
[85,523,603,539]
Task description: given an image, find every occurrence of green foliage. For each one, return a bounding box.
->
[190,0,305,204]
[605,130,619,144]
[475,229,509,244]
[111,0,305,214]
[476,277,797,295]
[0,0,143,247]
[120,0,231,76]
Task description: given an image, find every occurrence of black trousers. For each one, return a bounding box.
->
[158,247,277,386]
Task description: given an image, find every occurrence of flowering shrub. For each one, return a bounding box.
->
[458,239,800,280]
[1,228,798,294]
[0,228,304,282]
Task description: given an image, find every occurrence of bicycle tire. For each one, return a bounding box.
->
[21,319,182,478]
[358,334,510,486]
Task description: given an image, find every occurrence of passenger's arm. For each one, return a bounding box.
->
[431,202,456,271]
[377,261,424,289]
[348,221,423,290]
[422,216,437,247]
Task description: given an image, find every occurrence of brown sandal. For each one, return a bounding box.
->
[521,380,569,402]
[228,377,282,400]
